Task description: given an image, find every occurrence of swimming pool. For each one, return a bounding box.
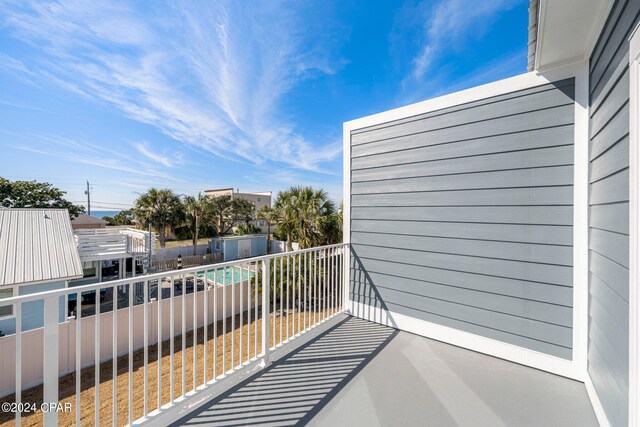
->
[197,266,255,285]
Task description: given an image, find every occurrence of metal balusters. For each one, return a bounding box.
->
[292,255,297,337]
[156,281,162,411]
[313,250,317,326]
[204,270,209,384]
[246,263,250,362]
[170,276,175,404]
[74,293,80,426]
[95,288,101,426]
[128,284,133,426]
[15,301,21,427]
[222,267,226,375]
[5,244,347,427]
[113,287,118,425]
[239,265,243,365]
[231,267,235,369]
[286,254,290,340]
[254,261,258,358]
[303,252,307,331]
[192,273,197,391]
[143,280,149,418]
[272,259,276,348]
[297,254,301,335]
[181,274,186,398]
[279,255,283,345]
[213,269,218,380]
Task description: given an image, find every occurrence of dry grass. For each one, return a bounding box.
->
[157,238,210,249]
[0,304,338,427]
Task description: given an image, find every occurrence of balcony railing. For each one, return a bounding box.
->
[74,228,155,261]
[0,243,346,426]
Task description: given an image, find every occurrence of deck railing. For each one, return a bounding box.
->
[0,243,346,426]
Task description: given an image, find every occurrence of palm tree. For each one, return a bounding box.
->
[274,186,336,250]
[234,223,261,235]
[273,190,297,250]
[183,193,213,255]
[257,205,278,253]
[134,188,183,248]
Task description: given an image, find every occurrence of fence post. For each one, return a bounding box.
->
[43,296,59,426]
[261,259,271,366]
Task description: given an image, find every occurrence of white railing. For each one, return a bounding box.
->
[0,243,346,426]
[74,228,155,261]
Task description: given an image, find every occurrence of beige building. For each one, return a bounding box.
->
[204,188,272,232]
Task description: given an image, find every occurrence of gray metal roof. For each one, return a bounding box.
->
[0,209,83,286]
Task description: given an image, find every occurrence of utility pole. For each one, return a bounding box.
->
[84,180,91,216]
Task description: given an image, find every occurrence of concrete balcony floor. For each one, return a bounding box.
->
[171,315,597,427]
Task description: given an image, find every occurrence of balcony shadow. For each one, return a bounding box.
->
[348,247,398,329]
[172,316,398,427]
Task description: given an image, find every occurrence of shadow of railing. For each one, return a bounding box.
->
[348,247,398,328]
[172,316,397,427]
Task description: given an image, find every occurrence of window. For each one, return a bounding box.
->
[215,240,221,250]
[0,288,13,317]
[83,261,96,278]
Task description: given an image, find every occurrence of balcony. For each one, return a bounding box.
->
[74,228,155,262]
[0,243,598,426]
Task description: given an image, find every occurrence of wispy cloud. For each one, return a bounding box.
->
[408,0,518,81]
[134,142,176,168]
[3,133,181,181]
[0,0,344,172]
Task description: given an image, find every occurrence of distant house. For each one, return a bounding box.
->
[204,188,272,233]
[209,235,267,261]
[71,214,108,230]
[0,209,83,335]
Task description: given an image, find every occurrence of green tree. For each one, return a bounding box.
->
[257,205,278,253]
[273,186,336,249]
[209,195,255,236]
[133,188,183,248]
[234,223,261,235]
[112,209,134,225]
[102,209,134,226]
[0,177,85,218]
[183,193,214,254]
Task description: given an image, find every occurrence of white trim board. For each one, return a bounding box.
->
[628,22,640,427]
[572,61,590,380]
[346,300,583,381]
[344,63,582,131]
[585,374,613,427]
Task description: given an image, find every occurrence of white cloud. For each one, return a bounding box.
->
[410,0,518,81]
[134,142,174,168]
[0,0,343,172]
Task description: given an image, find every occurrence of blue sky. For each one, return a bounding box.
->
[0,0,528,210]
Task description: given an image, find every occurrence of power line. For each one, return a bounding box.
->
[70,200,133,207]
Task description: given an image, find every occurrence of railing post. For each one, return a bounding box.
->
[261,259,270,366]
[342,245,350,313]
[43,296,59,426]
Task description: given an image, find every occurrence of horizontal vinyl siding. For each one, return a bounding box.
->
[350,78,575,360]
[587,0,635,425]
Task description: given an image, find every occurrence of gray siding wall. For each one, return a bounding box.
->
[349,78,575,359]
[588,0,635,425]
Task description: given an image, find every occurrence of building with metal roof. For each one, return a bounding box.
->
[0,208,83,287]
[70,214,108,230]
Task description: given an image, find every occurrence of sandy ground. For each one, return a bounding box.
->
[0,303,338,427]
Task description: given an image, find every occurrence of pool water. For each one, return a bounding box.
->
[197,266,255,285]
